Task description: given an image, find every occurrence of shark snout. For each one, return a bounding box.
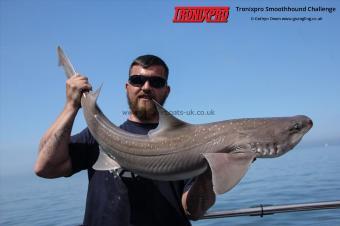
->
[304,116,313,131]
[307,118,313,128]
[296,115,313,131]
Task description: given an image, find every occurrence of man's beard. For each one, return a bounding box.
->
[127,93,167,121]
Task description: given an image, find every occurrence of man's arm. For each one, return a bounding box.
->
[181,168,216,220]
[34,75,91,178]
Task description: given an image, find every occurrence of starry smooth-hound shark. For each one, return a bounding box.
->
[57,47,313,194]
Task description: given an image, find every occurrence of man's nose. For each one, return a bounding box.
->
[142,80,151,91]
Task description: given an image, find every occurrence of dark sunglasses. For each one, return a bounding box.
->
[128,75,167,88]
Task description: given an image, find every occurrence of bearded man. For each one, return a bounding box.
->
[35,54,215,226]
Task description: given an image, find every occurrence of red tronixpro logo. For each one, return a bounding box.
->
[173,6,230,23]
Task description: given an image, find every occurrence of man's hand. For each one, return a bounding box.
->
[182,168,216,220]
[66,74,92,110]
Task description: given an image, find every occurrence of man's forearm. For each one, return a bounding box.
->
[182,169,216,220]
[35,104,78,178]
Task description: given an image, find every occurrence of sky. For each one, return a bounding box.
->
[0,0,339,175]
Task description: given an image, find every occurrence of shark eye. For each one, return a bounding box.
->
[291,122,302,132]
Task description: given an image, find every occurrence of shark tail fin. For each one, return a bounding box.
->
[57,46,76,78]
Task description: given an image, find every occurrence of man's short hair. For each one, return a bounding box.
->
[129,55,169,79]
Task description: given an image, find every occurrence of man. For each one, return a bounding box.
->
[35,54,215,226]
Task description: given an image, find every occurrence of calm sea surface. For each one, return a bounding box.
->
[1,145,339,226]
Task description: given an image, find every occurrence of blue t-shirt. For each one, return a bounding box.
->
[69,120,192,226]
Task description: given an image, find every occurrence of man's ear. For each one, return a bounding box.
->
[165,85,171,98]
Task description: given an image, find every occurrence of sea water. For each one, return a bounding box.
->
[1,145,339,226]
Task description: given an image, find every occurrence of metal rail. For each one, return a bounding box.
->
[201,200,340,219]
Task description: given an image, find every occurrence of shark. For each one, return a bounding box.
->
[57,46,313,194]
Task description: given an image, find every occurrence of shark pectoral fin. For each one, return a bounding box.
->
[203,152,255,195]
[92,147,121,171]
[148,100,189,137]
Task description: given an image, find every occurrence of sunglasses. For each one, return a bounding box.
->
[128,75,167,88]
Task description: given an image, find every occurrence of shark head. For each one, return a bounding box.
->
[203,115,312,194]
[271,115,313,155]
[226,115,313,158]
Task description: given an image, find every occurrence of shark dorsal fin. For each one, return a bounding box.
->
[148,100,188,137]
